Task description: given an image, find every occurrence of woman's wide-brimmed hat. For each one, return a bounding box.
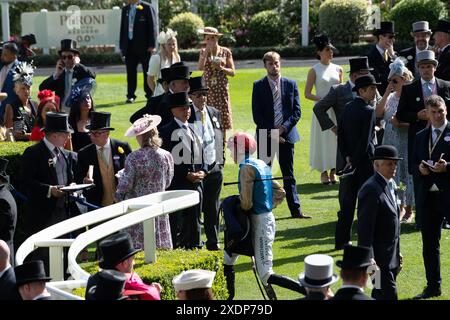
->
[172,269,216,292]
[125,114,161,137]
[198,27,223,36]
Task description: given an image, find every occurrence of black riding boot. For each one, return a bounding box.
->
[223,264,235,300]
[267,274,307,296]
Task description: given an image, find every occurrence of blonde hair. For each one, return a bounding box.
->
[262,51,280,65]
[402,69,414,83]
[139,128,162,149]
[159,37,180,66]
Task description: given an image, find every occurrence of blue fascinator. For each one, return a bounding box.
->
[65,77,96,109]
[388,57,408,79]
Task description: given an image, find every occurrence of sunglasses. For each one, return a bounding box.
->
[61,55,74,60]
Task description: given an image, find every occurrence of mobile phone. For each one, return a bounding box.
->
[421,160,435,168]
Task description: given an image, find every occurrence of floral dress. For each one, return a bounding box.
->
[116,146,174,249]
[201,46,233,130]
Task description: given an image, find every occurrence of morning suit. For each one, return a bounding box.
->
[75,139,132,208]
[0,59,20,121]
[188,104,224,249]
[412,122,450,290]
[399,46,431,78]
[160,119,207,249]
[436,45,450,81]
[38,63,96,106]
[357,173,401,300]
[367,45,394,95]
[252,76,302,217]
[331,287,374,300]
[0,267,21,300]
[336,97,376,247]
[129,92,166,124]
[119,0,157,100]
[0,183,17,266]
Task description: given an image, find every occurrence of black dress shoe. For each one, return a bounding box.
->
[335,241,353,250]
[291,213,312,219]
[443,219,450,230]
[126,98,135,103]
[413,287,442,299]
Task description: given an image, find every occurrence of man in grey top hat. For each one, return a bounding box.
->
[399,21,432,77]
[433,20,450,81]
[298,254,338,300]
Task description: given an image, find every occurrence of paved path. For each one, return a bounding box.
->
[34,56,356,76]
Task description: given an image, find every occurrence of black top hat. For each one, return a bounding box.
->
[58,39,80,55]
[86,270,128,300]
[371,145,403,161]
[85,111,115,131]
[99,232,141,269]
[21,34,36,45]
[336,245,372,269]
[0,158,8,181]
[41,112,74,133]
[352,74,380,92]
[158,67,171,84]
[168,91,191,109]
[168,62,191,82]
[348,57,373,74]
[432,20,450,34]
[313,34,337,52]
[14,260,52,286]
[374,21,395,36]
[188,76,209,94]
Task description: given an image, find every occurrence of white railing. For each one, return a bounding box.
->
[15,190,199,300]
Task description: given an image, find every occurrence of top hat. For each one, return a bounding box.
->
[411,21,431,34]
[371,145,403,161]
[198,27,223,37]
[417,50,438,66]
[58,39,79,55]
[348,57,373,74]
[99,232,141,269]
[125,114,162,137]
[352,74,380,92]
[158,67,171,84]
[432,20,450,34]
[86,270,128,300]
[374,21,395,36]
[313,34,338,52]
[85,111,115,131]
[0,158,9,181]
[14,260,52,286]
[21,34,36,46]
[168,62,191,82]
[168,91,191,109]
[41,112,74,133]
[336,244,373,269]
[172,269,216,292]
[188,76,209,94]
[298,254,339,288]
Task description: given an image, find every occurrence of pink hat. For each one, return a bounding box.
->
[125,114,161,137]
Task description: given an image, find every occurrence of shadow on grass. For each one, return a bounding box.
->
[296,182,339,195]
[96,100,147,109]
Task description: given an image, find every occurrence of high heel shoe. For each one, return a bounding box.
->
[320,171,330,185]
[329,170,337,184]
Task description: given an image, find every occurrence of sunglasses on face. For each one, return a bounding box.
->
[61,55,74,60]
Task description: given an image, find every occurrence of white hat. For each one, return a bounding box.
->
[298,254,339,288]
[388,57,408,80]
[125,114,161,137]
[172,269,216,292]
[157,28,178,45]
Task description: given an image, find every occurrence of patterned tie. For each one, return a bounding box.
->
[272,83,283,126]
[423,81,433,98]
[98,147,109,166]
[128,4,136,40]
[384,50,389,62]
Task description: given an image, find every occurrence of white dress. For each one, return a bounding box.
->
[309,62,341,172]
[147,54,174,97]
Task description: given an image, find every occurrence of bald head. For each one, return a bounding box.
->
[0,240,11,268]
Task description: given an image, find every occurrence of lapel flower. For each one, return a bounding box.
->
[212,116,220,128]
[72,78,77,85]
[117,146,125,154]
[396,182,406,192]
[416,97,420,102]
[136,4,143,10]
[407,55,413,60]
[48,157,56,168]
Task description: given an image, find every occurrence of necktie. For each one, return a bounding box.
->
[200,110,206,126]
[388,180,396,203]
[53,147,60,158]
[423,81,433,98]
[128,5,136,40]
[433,128,441,144]
[384,50,389,62]
[273,83,283,126]
[98,147,108,166]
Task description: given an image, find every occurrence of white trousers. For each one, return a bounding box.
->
[224,211,275,285]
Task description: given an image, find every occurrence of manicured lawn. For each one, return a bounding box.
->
[33,66,449,300]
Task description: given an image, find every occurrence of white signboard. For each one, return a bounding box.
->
[21,8,121,49]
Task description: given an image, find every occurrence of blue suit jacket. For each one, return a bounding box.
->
[0,59,20,120]
[252,76,301,144]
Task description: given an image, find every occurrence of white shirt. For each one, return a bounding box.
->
[440,43,450,53]
[376,44,388,58]
[376,172,396,202]
[192,104,216,165]
[43,137,61,198]
[174,118,193,140]
[95,138,111,166]
[267,76,283,126]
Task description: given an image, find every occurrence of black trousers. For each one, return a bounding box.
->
[201,169,223,249]
[335,160,373,247]
[371,267,398,300]
[421,191,446,289]
[124,41,152,99]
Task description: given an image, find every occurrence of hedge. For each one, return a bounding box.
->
[73,249,228,300]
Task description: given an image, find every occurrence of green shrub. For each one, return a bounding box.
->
[389,0,448,42]
[158,0,191,31]
[73,249,227,300]
[168,12,204,49]
[248,10,287,47]
[319,0,369,44]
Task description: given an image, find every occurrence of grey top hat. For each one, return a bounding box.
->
[298,254,339,288]
[412,21,431,34]
[417,50,438,66]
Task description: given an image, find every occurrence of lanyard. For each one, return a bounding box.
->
[428,128,445,158]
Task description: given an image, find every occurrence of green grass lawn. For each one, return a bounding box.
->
[33,66,449,300]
